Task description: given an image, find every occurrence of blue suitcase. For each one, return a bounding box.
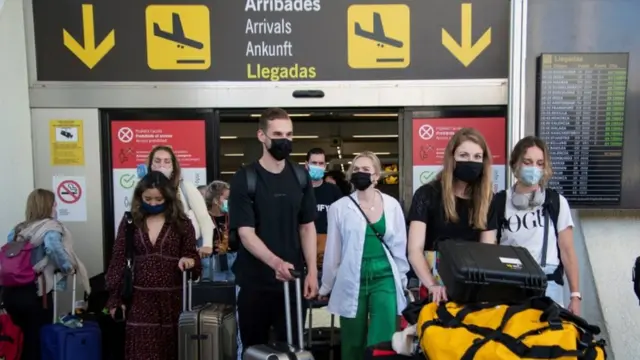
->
[41,274,102,360]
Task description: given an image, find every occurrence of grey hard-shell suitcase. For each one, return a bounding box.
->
[178,271,237,360]
[243,270,314,360]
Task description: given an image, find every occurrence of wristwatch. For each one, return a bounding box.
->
[570,292,582,300]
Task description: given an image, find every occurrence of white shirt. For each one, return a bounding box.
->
[500,189,573,267]
[179,180,215,248]
[319,191,410,318]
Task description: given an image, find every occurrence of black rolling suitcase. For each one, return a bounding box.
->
[437,240,547,303]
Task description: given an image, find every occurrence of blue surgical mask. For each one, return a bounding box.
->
[308,165,325,181]
[518,166,543,186]
[142,202,166,215]
[221,200,229,213]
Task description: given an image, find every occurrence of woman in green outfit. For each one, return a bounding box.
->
[319,151,410,360]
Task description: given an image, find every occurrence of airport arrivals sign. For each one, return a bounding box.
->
[32,0,509,81]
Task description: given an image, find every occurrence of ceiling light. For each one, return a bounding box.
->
[220,136,237,139]
[293,135,319,139]
[224,153,244,157]
[221,171,235,175]
[290,153,307,156]
[352,135,398,138]
[352,152,391,156]
[352,113,397,117]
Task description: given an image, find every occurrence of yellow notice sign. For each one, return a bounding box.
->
[347,4,410,69]
[145,5,211,70]
[50,120,85,166]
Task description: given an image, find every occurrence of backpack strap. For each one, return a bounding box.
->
[288,159,308,190]
[493,190,507,244]
[123,212,135,262]
[245,164,257,200]
[543,188,560,238]
[245,160,307,197]
[542,188,564,285]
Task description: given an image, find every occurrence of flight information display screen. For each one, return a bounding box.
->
[536,53,629,207]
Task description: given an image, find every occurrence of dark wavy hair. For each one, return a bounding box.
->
[130,171,188,233]
[146,146,182,189]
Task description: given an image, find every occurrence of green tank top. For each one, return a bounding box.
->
[362,213,387,259]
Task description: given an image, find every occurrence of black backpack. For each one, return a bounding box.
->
[228,160,308,251]
[493,188,564,285]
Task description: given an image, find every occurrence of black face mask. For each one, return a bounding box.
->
[350,172,373,191]
[266,138,292,161]
[453,161,484,183]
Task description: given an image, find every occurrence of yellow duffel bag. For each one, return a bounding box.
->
[417,297,606,360]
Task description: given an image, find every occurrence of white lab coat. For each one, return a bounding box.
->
[319,191,410,318]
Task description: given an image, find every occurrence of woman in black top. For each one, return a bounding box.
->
[407,128,495,303]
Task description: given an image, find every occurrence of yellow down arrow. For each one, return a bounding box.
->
[442,3,491,67]
[63,4,115,69]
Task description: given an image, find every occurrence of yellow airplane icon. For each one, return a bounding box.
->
[347,4,410,69]
[145,5,211,70]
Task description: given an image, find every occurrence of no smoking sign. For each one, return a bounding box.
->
[57,180,82,204]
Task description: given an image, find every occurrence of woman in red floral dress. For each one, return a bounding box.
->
[106,171,201,360]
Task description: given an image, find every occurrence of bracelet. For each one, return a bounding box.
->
[427,284,440,289]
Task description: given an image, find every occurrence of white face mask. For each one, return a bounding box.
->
[157,167,173,179]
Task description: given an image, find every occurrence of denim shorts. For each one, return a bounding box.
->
[542,264,565,307]
[202,253,237,282]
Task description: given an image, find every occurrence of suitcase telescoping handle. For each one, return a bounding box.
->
[52,272,77,323]
[182,270,193,312]
[283,269,304,350]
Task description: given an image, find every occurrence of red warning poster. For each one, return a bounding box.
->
[111,120,206,169]
[411,117,506,193]
[110,120,207,233]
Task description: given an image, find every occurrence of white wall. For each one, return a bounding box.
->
[579,210,640,360]
[0,0,34,244]
[30,109,104,279]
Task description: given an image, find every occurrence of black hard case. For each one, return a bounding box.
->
[437,240,547,303]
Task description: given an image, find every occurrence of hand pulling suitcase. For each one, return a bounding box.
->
[178,270,237,360]
[437,240,547,303]
[243,270,314,360]
[41,273,102,360]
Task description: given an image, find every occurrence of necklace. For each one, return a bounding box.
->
[360,203,375,211]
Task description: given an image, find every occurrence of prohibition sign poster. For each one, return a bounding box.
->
[412,117,507,193]
[110,120,206,234]
[53,176,87,222]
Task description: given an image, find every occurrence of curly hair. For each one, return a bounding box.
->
[204,180,230,210]
[130,171,189,233]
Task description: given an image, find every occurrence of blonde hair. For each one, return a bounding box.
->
[437,128,493,230]
[346,151,382,181]
[509,136,553,186]
[204,180,230,209]
[25,189,55,222]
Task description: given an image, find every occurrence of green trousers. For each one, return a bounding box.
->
[340,256,397,360]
